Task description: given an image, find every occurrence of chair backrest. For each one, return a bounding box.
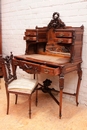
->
[2,52,17,85]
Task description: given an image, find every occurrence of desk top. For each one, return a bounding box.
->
[14,53,70,66]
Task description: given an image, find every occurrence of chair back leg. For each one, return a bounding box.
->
[36,89,38,106]
[15,94,18,104]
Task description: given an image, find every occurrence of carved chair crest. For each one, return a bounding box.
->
[3,52,16,83]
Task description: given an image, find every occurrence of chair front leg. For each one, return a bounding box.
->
[29,95,31,119]
[7,93,9,114]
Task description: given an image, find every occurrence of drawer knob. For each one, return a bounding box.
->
[44,69,50,74]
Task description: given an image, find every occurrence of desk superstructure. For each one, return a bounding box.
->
[13,12,84,118]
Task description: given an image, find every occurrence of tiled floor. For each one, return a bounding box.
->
[0,78,87,130]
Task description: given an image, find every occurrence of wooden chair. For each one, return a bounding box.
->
[1,53,38,118]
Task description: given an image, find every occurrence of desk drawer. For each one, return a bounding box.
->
[13,59,40,74]
[25,31,36,36]
[24,36,37,41]
[55,32,72,38]
[54,38,72,44]
[20,61,40,74]
[41,65,60,76]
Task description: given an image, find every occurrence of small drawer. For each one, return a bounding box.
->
[13,59,41,74]
[37,38,47,42]
[41,65,60,76]
[54,38,72,44]
[24,36,37,41]
[55,32,72,38]
[25,30,37,36]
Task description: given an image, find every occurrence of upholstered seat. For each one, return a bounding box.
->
[8,78,38,94]
[1,53,38,118]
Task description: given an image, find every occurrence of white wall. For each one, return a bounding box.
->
[1,0,87,105]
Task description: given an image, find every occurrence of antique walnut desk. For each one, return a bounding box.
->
[13,12,84,118]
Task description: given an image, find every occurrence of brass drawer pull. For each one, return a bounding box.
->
[59,33,64,37]
[58,39,63,43]
[44,69,50,73]
[24,64,32,69]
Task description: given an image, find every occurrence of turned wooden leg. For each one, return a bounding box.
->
[59,74,64,119]
[15,94,18,104]
[36,89,38,106]
[76,64,82,106]
[29,95,31,119]
[7,93,9,114]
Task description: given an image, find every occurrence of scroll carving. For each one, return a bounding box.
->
[47,12,65,30]
[46,12,68,54]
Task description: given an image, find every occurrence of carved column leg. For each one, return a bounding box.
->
[76,63,82,106]
[59,74,64,118]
